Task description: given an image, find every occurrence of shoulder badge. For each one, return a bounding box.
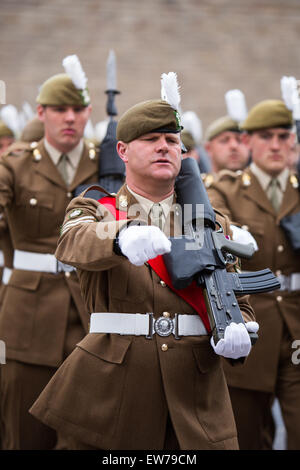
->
[290,174,299,189]
[242,172,251,186]
[69,209,83,219]
[202,173,215,188]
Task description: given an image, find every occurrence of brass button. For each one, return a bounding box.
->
[277,245,284,253]
[67,192,72,198]
[276,296,282,302]
[65,271,71,278]
[160,280,167,287]
[163,311,170,318]
[29,198,37,206]
[161,344,168,352]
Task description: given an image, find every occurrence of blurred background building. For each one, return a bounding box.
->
[1,0,300,132]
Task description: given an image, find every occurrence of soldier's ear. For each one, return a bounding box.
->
[117,141,129,163]
[36,104,46,122]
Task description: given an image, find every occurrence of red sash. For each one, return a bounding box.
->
[100,196,210,332]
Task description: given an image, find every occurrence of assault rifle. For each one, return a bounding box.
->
[163,158,281,346]
[74,50,125,198]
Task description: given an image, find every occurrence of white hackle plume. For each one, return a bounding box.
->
[160,72,181,111]
[62,54,88,90]
[1,104,21,137]
[280,75,300,120]
[94,119,109,143]
[22,101,35,121]
[84,119,95,140]
[225,89,248,122]
[181,111,203,143]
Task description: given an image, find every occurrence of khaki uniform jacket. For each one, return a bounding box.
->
[30,185,255,450]
[0,139,99,367]
[207,168,300,393]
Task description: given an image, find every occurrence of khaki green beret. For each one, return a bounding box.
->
[20,116,44,142]
[181,129,196,152]
[116,99,182,143]
[205,115,240,141]
[0,120,14,138]
[36,73,90,107]
[240,99,293,131]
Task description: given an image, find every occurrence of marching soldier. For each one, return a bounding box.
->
[0,55,100,449]
[29,73,256,450]
[204,115,250,175]
[207,99,300,450]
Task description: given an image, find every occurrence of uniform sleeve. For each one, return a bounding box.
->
[0,159,15,213]
[55,195,131,271]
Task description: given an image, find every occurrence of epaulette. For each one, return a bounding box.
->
[82,184,114,201]
[1,141,32,159]
[201,172,215,188]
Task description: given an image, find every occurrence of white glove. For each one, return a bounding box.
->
[230,225,258,251]
[210,322,252,359]
[245,321,259,334]
[118,225,171,266]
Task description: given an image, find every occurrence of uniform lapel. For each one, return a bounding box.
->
[278,174,300,220]
[242,169,275,216]
[34,140,66,189]
[69,144,98,192]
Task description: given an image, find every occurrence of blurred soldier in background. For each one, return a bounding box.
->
[207,99,300,450]
[204,90,250,175]
[0,54,100,449]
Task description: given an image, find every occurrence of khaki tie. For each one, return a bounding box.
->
[269,178,280,212]
[57,153,70,185]
[150,203,164,230]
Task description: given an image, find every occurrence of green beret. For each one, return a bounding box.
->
[205,115,240,141]
[181,129,196,152]
[240,99,293,131]
[36,73,90,107]
[116,99,182,143]
[20,116,44,142]
[0,120,14,138]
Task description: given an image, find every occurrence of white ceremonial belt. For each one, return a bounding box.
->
[2,267,12,285]
[89,312,208,339]
[13,249,75,274]
[277,273,300,291]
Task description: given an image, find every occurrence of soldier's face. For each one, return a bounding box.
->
[205,131,249,172]
[117,132,182,187]
[245,128,295,176]
[0,136,14,156]
[37,104,92,152]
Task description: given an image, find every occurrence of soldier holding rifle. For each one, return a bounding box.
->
[30,73,257,450]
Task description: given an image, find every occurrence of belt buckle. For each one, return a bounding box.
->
[146,313,181,339]
[154,313,180,339]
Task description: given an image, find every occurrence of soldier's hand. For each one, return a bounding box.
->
[118,225,171,266]
[230,225,258,251]
[210,322,252,359]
